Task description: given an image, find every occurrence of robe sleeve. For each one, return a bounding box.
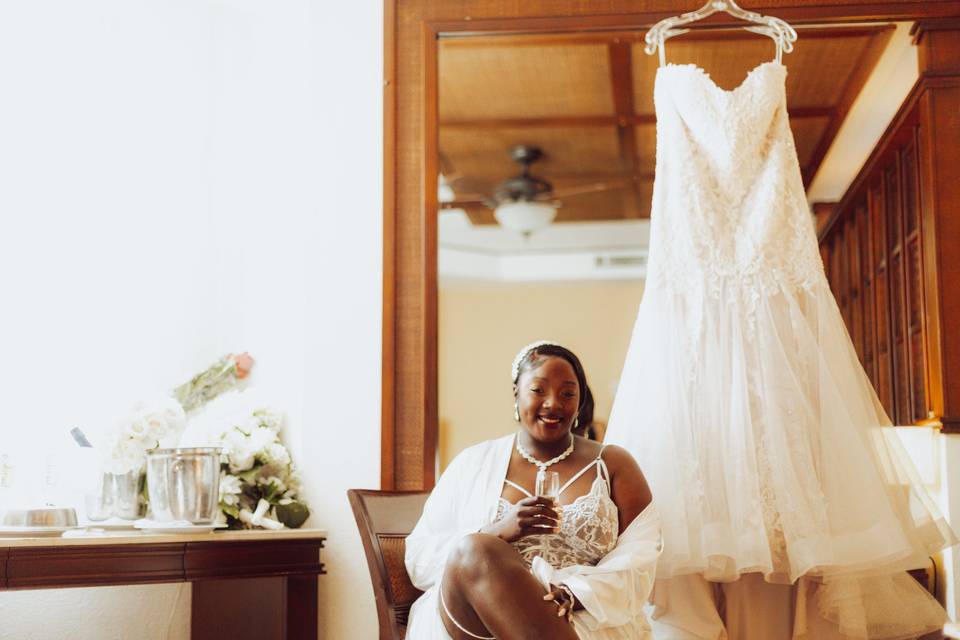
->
[404,449,487,591]
[531,501,662,631]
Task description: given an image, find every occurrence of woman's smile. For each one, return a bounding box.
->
[537,413,565,427]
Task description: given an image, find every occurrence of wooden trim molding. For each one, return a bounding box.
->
[608,40,643,217]
[382,1,960,491]
[421,21,440,491]
[943,417,960,434]
[7,543,184,589]
[184,539,325,580]
[381,0,398,490]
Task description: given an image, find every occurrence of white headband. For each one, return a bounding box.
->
[511,340,560,383]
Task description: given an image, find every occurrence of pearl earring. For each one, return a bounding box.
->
[514,403,520,422]
[574,416,580,429]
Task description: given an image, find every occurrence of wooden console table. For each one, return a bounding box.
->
[0,528,326,639]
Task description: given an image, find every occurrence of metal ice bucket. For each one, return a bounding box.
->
[145,448,222,523]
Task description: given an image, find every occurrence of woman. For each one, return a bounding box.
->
[405,341,662,640]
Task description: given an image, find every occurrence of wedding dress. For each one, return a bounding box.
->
[604,58,956,639]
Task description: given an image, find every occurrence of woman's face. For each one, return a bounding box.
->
[515,355,581,444]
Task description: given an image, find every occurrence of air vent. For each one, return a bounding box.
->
[594,253,647,268]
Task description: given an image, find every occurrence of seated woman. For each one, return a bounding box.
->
[405,341,662,640]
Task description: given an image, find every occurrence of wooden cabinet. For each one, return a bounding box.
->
[825,133,926,424]
[819,21,960,430]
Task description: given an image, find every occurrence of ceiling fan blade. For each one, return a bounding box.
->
[547,177,635,200]
[462,203,496,225]
[443,196,497,209]
[440,202,495,225]
[449,176,495,197]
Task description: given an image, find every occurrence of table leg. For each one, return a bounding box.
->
[285,574,318,639]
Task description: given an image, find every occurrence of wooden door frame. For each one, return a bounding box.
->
[381,0,960,491]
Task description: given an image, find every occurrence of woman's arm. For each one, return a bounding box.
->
[604,444,653,534]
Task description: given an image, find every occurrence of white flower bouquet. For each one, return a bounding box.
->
[101,397,187,475]
[94,353,309,529]
[211,406,309,529]
[90,397,187,520]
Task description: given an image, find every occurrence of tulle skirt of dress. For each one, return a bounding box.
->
[605,277,956,636]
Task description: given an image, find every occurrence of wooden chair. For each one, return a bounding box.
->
[348,489,429,640]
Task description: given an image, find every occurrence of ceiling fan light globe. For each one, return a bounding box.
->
[493,200,556,234]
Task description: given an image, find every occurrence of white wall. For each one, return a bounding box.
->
[939,435,960,619]
[439,281,644,468]
[0,1,382,638]
[895,428,960,617]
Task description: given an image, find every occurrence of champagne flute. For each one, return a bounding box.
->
[535,470,562,531]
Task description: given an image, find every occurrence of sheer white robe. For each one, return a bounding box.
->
[405,434,662,639]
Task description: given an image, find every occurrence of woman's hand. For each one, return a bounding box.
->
[481,496,560,543]
[543,584,578,623]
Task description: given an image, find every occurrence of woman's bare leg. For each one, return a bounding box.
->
[439,533,579,640]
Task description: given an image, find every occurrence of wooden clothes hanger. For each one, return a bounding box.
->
[645,0,798,65]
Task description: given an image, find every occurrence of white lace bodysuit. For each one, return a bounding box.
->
[496,449,619,570]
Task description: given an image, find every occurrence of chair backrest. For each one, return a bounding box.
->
[348,489,429,640]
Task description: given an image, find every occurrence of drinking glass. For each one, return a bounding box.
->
[535,470,560,500]
[535,470,562,529]
[85,468,145,521]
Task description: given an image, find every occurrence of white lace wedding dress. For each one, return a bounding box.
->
[605,59,957,638]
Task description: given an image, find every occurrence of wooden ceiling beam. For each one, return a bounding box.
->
[437,171,657,190]
[438,24,896,48]
[440,107,835,129]
[609,39,644,218]
[442,115,628,128]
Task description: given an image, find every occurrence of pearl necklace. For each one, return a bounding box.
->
[515,433,575,472]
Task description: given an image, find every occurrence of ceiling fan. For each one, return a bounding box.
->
[439,145,634,235]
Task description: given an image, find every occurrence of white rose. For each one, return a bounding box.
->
[254,408,284,433]
[126,418,148,438]
[143,415,169,440]
[102,438,145,475]
[285,470,302,495]
[219,473,243,506]
[246,427,277,458]
[238,415,260,436]
[145,398,185,431]
[264,443,291,467]
[229,450,256,474]
[223,430,257,473]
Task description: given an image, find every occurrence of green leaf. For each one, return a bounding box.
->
[275,501,310,529]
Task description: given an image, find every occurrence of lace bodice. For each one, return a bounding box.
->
[648,62,822,305]
[494,456,619,570]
